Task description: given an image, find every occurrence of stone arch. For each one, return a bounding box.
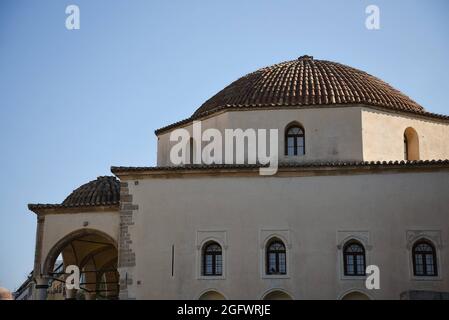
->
[262,288,293,300]
[338,234,370,251]
[43,228,117,275]
[42,228,118,300]
[340,290,371,300]
[284,121,305,134]
[262,233,290,250]
[407,234,440,251]
[198,290,226,300]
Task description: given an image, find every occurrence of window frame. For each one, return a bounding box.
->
[284,124,305,156]
[265,238,287,275]
[196,231,227,280]
[202,241,223,277]
[343,240,366,277]
[412,240,438,277]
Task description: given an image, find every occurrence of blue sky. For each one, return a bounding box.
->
[0,0,448,291]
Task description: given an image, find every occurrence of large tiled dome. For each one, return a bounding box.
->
[193,55,424,117]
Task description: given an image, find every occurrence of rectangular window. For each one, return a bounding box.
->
[205,256,213,275]
[215,256,223,275]
[415,255,424,275]
[287,137,295,156]
[356,255,365,275]
[346,256,354,275]
[268,253,276,272]
[279,254,286,273]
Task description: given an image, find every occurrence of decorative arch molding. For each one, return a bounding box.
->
[259,230,291,279]
[260,288,294,300]
[196,230,227,279]
[196,230,228,250]
[196,237,227,251]
[42,228,117,275]
[405,230,442,281]
[338,288,373,300]
[284,121,305,131]
[406,230,442,250]
[336,231,371,251]
[260,230,291,250]
[336,231,371,280]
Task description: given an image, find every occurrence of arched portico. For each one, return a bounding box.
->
[29,175,121,300]
[40,228,119,300]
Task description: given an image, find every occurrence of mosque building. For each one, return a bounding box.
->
[28,55,449,300]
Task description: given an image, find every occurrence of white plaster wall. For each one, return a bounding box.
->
[157,106,449,166]
[157,107,364,166]
[126,170,449,300]
[361,108,449,161]
[40,211,120,269]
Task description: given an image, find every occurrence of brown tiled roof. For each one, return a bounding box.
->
[111,159,449,174]
[155,55,449,135]
[194,55,424,117]
[62,176,120,206]
[28,176,120,212]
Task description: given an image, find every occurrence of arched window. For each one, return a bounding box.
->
[266,239,286,275]
[285,124,305,156]
[412,240,437,276]
[343,240,366,276]
[404,127,419,160]
[202,242,222,276]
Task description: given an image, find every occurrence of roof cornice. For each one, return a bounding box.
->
[111,160,449,179]
[28,202,119,215]
[154,104,449,136]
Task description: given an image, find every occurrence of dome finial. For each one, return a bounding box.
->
[298,55,313,60]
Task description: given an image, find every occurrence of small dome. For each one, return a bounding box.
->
[62,176,120,207]
[193,55,424,117]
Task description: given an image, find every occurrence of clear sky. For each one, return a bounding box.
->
[0,0,448,292]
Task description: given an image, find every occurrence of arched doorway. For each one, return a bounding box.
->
[263,290,292,300]
[43,229,119,300]
[341,291,370,300]
[198,290,226,300]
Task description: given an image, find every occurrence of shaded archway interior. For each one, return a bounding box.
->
[44,230,119,300]
[341,291,370,300]
[199,290,226,300]
[404,127,420,160]
[263,290,292,300]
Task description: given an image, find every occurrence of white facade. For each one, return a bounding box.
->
[157,106,449,166]
[29,103,449,300]
[114,162,449,300]
[29,53,449,300]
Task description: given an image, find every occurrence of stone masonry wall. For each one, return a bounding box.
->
[117,180,138,299]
